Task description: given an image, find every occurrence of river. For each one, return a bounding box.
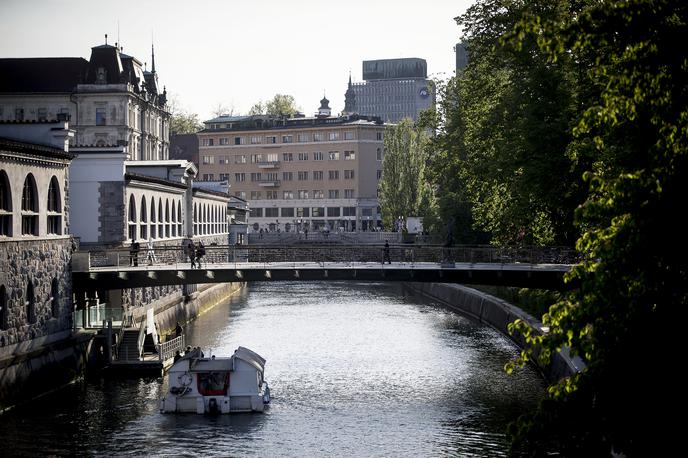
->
[0,282,544,457]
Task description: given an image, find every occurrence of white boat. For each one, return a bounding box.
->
[160,346,270,414]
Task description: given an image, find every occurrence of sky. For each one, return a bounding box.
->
[0,0,473,121]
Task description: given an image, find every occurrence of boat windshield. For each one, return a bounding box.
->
[197,372,229,396]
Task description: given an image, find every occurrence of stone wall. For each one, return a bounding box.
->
[405,282,584,382]
[0,237,73,346]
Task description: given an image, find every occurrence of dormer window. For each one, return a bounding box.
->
[96,67,107,84]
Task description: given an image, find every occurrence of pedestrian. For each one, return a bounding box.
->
[304,227,308,240]
[196,241,205,269]
[174,350,181,363]
[259,228,264,239]
[146,237,157,265]
[383,240,391,264]
[189,242,197,269]
[175,321,183,338]
[131,240,140,266]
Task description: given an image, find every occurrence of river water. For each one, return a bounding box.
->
[0,282,544,457]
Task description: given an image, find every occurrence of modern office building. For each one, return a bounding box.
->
[197,103,387,232]
[347,58,433,123]
[455,42,468,71]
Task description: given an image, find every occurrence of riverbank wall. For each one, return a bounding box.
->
[405,282,584,381]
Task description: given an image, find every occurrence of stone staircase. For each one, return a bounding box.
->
[117,329,141,361]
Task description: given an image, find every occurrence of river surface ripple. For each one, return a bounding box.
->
[0,282,544,457]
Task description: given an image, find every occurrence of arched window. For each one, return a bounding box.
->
[21,174,39,235]
[0,170,12,237]
[150,197,156,239]
[0,284,7,331]
[177,201,182,236]
[128,194,137,241]
[26,281,36,324]
[47,176,62,235]
[165,199,170,238]
[140,196,147,240]
[171,200,177,237]
[203,204,207,235]
[51,278,59,318]
[193,203,198,235]
[158,197,163,238]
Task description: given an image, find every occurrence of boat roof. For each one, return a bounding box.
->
[173,346,266,373]
[234,346,266,372]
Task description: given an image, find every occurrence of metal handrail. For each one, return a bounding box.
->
[158,335,185,362]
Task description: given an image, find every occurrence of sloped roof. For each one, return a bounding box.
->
[0,58,88,93]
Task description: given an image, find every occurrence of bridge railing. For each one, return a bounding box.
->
[78,244,580,271]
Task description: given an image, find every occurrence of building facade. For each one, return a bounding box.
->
[198,111,387,232]
[348,58,434,123]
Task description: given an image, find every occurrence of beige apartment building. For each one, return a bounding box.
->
[197,106,386,232]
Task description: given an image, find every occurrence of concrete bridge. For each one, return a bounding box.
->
[72,244,578,293]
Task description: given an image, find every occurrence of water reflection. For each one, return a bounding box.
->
[0,281,544,457]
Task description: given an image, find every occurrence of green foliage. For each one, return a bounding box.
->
[501,0,688,455]
[249,94,298,116]
[429,0,587,246]
[378,119,435,229]
[170,111,202,135]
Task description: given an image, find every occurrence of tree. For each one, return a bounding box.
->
[378,118,433,229]
[248,94,298,116]
[212,102,234,118]
[167,94,203,135]
[429,0,586,246]
[504,0,688,455]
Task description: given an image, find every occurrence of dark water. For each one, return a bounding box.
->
[0,282,544,457]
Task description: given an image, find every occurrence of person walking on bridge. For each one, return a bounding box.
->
[383,241,391,264]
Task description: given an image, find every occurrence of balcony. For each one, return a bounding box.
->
[258,180,281,187]
[257,161,280,169]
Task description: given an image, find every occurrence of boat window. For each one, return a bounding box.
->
[197,372,229,396]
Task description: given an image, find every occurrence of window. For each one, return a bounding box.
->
[283,190,293,199]
[47,176,62,235]
[298,171,308,181]
[313,151,324,161]
[313,132,324,142]
[250,136,262,144]
[312,207,325,217]
[234,137,245,145]
[328,170,339,180]
[21,174,38,236]
[219,173,229,181]
[219,155,229,164]
[235,173,246,182]
[266,191,278,199]
[235,154,247,164]
[140,196,147,240]
[235,191,246,199]
[250,173,262,182]
[328,190,340,199]
[328,151,340,160]
[362,208,373,216]
[344,131,354,140]
[344,170,355,179]
[266,172,278,181]
[0,170,12,236]
[282,172,293,181]
[328,132,340,141]
[343,206,357,216]
[96,107,106,126]
[297,190,309,199]
[377,132,383,141]
[313,190,324,199]
[283,153,293,162]
[37,107,48,122]
[344,151,356,160]
[298,152,309,161]
[344,189,355,198]
[251,154,265,163]
[313,171,323,181]
[202,155,214,164]
[282,135,293,143]
[376,148,383,161]
[252,208,263,217]
[51,278,59,318]
[26,282,36,324]
[208,138,214,146]
[266,136,277,144]
[128,194,137,241]
[297,133,310,142]
[202,173,214,181]
[297,207,309,217]
[251,191,262,200]
[327,207,340,217]
[265,208,278,217]
[281,207,294,217]
[377,170,382,179]
[150,197,157,239]
[219,138,229,145]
